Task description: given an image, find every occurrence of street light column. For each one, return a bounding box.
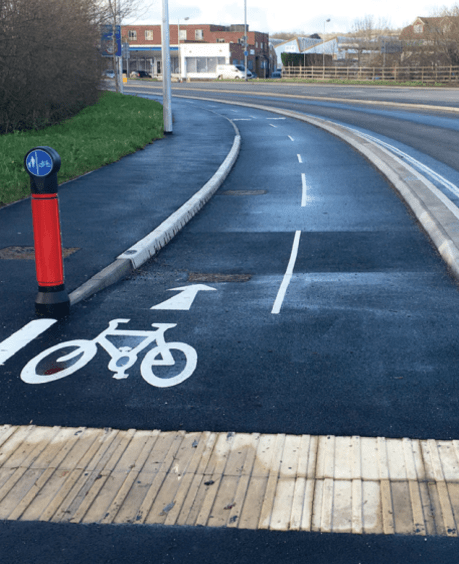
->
[244,0,248,81]
[178,17,189,82]
[161,0,172,133]
[323,18,330,71]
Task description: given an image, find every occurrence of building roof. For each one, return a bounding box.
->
[399,16,458,40]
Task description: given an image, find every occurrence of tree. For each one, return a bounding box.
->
[350,15,393,63]
[428,6,459,65]
[0,0,103,133]
[95,0,148,92]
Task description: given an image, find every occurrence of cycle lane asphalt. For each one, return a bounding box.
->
[3,98,459,556]
[2,100,459,545]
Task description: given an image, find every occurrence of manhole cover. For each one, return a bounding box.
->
[0,246,80,260]
[219,190,267,196]
[188,273,252,283]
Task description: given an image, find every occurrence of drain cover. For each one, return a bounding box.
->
[219,190,267,196]
[0,246,80,260]
[188,273,252,283]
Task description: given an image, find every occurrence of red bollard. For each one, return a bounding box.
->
[24,146,70,319]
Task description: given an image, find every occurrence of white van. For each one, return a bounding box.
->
[216,64,252,80]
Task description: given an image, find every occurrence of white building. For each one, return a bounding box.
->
[273,36,322,68]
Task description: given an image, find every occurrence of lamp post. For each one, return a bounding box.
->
[161,0,172,133]
[323,18,330,70]
[244,0,248,81]
[178,16,189,82]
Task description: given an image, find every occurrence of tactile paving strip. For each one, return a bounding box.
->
[1,425,459,535]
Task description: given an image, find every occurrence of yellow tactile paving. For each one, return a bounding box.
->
[2,425,459,535]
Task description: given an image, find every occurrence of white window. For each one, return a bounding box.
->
[217,38,225,43]
[195,29,203,40]
[145,30,153,40]
[179,29,187,40]
[128,30,137,41]
[414,24,423,34]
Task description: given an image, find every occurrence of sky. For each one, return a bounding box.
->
[124,0,447,35]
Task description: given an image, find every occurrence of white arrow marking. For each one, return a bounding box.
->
[0,319,57,365]
[151,284,216,311]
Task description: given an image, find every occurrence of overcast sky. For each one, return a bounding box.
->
[124,0,445,35]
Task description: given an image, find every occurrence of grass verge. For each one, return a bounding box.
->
[0,91,164,207]
[214,78,455,87]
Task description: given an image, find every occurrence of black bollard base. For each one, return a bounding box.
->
[35,285,70,319]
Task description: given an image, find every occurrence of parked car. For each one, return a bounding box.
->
[102,69,115,79]
[130,70,152,78]
[271,70,282,78]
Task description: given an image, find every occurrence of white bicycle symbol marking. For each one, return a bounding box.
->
[21,319,197,388]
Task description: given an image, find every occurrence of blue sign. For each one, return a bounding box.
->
[244,51,248,57]
[25,149,53,177]
[101,25,122,57]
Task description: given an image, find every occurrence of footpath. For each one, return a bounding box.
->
[2,94,459,541]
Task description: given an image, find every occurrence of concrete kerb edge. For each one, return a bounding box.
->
[69,125,241,306]
[167,93,459,282]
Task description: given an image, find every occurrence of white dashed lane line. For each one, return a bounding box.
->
[271,231,302,315]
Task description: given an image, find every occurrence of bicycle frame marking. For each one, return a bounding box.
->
[90,319,178,379]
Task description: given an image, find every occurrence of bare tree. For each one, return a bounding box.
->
[95,0,148,92]
[350,15,393,63]
[429,6,459,65]
[0,0,104,133]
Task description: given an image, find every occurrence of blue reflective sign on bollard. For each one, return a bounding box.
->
[25,149,53,177]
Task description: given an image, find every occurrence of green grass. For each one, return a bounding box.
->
[0,91,164,207]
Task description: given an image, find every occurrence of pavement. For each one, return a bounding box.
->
[3,93,459,546]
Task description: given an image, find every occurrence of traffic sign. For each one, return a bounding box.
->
[25,149,53,177]
[101,25,121,57]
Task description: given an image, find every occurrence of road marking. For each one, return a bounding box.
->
[301,174,307,207]
[288,136,294,141]
[0,319,57,366]
[21,319,197,388]
[268,118,286,120]
[151,284,217,311]
[232,119,252,121]
[346,126,459,201]
[269,124,277,128]
[271,231,301,314]
[297,154,303,163]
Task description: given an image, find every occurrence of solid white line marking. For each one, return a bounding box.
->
[232,119,251,121]
[288,136,295,141]
[297,154,303,163]
[268,118,286,120]
[0,319,57,365]
[347,126,459,200]
[271,231,302,314]
[269,124,277,128]
[301,174,307,207]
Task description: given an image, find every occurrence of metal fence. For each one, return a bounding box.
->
[281,65,459,83]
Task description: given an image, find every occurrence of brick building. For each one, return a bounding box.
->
[120,23,273,78]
